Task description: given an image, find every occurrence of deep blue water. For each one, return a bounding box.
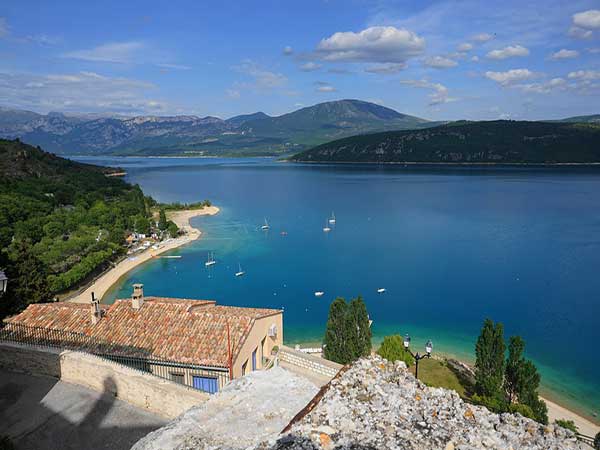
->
[74,156,600,421]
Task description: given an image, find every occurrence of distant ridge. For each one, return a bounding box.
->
[290,120,600,164]
[0,100,431,157]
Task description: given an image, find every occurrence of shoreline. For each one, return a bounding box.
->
[64,206,220,304]
[292,341,599,437]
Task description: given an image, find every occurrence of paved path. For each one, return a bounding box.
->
[0,369,166,450]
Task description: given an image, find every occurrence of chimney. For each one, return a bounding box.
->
[132,284,144,309]
[90,292,101,324]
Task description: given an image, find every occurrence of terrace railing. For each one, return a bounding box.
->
[0,322,229,392]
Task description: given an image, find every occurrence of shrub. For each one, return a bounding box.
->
[508,403,536,420]
[593,431,600,449]
[377,335,414,367]
[555,419,578,434]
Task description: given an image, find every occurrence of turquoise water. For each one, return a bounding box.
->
[75,156,600,422]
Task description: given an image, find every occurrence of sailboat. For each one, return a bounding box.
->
[205,252,216,267]
[329,212,336,224]
[377,288,386,294]
[323,219,331,232]
[314,291,324,297]
[235,263,245,277]
[261,218,270,230]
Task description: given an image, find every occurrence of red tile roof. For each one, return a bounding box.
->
[5,297,282,368]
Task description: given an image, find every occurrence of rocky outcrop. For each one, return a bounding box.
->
[265,357,585,450]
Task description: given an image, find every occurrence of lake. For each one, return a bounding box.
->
[74,156,600,423]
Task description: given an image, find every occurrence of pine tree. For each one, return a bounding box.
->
[517,360,547,424]
[158,209,168,231]
[323,297,350,364]
[475,318,506,399]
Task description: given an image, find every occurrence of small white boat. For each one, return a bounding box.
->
[205,252,216,267]
[314,291,324,297]
[329,212,336,224]
[261,218,270,230]
[323,219,331,232]
[235,263,245,277]
[377,288,386,294]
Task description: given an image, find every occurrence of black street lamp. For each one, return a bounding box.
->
[403,334,433,380]
[0,270,7,296]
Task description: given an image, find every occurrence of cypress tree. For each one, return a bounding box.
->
[158,208,168,231]
[323,297,350,364]
[475,318,506,399]
[504,335,525,404]
[348,296,372,358]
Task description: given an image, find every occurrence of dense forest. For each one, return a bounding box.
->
[291,120,600,164]
[0,139,155,318]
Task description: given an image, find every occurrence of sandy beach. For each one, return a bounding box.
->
[65,206,219,304]
[544,397,599,437]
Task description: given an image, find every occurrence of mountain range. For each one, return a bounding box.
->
[0,100,432,157]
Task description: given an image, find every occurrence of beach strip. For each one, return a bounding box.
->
[65,206,219,304]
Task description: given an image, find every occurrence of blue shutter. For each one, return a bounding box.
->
[192,375,219,393]
[252,348,257,371]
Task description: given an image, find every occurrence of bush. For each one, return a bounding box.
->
[555,419,578,434]
[471,393,507,414]
[377,335,414,367]
[594,431,600,449]
[0,436,15,450]
[508,403,536,420]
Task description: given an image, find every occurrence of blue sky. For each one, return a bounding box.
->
[1,0,599,120]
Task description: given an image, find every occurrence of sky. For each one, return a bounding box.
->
[0,0,599,121]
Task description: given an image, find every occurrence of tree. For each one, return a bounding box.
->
[504,335,525,404]
[475,318,506,400]
[377,335,414,366]
[0,241,51,320]
[346,296,372,358]
[158,209,168,231]
[323,298,349,364]
[594,431,600,450]
[167,221,179,238]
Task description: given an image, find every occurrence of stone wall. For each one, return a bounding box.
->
[278,345,342,379]
[0,342,208,419]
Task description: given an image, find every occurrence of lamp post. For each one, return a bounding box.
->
[403,334,433,380]
[0,270,7,296]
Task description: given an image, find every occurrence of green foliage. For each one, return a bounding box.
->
[0,435,16,450]
[0,139,150,303]
[508,403,536,420]
[377,335,414,367]
[160,199,212,211]
[166,221,179,237]
[158,209,168,231]
[555,419,578,434]
[323,296,372,365]
[504,335,525,404]
[475,319,506,399]
[471,393,508,414]
[0,241,51,320]
[292,120,600,164]
[594,431,600,449]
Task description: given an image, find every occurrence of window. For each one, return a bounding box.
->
[242,360,248,376]
[192,375,218,394]
[170,372,184,384]
[252,347,257,371]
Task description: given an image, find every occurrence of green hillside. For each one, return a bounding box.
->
[290,121,600,164]
[0,139,152,316]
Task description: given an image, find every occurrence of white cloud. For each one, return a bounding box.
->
[573,10,600,29]
[315,81,337,93]
[567,70,600,81]
[471,55,480,62]
[225,88,240,99]
[549,49,579,60]
[471,33,494,42]
[514,78,567,94]
[588,47,600,54]
[400,79,454,105]
[299,62,322,72]
[234,60,287,89]
[0,70,166,114]
[156,63,192,70]
[63,41,144,63]
[568,26,593,39]
[316,26,425,63]
[283,46,294,56]
[364,63,407,74]
[486,45,529,59]
[424,55,458,68]
[0,17,8,38]
[457,42,473,52]
[485,69,537,85]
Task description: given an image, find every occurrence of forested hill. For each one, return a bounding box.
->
[0,139,151,315]
[290,121,600,164]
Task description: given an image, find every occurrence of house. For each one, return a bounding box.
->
[4,284,283,393]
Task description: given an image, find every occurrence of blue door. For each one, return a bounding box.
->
[192,375,218,393]
[252,348,257,371]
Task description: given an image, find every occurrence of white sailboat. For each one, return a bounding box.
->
[235,263,245,277]
[261,218,270,230]
[329,212,336,224]
[377,288,386,294]
[205,252,216,267]
[314,291,324,297]
[323,219,331,232]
